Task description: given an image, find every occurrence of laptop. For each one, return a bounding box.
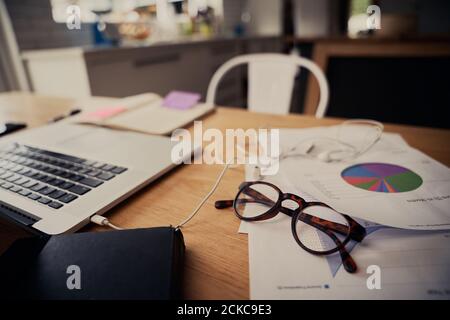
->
[0,121,189,235]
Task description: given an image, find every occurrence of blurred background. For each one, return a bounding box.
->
[0,0,449,127]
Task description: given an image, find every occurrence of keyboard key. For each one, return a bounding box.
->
[30,172,41,179]
[59,193,78,203]
[60,171,72,178]
[15,177,29,186]
[48,152,84,164]
[4,162,16,170]
[55,161,65,167]
[6,174,21,182]
[97,172,115,181]
[40,166,53,174]
[36,174,50,182]
[31,183,46,192]
[68,174,84,182]
[87,170,101,177]
[28,162,38,169]
[68,185,90,195]
[79,177,103,188]
[39,186,56,195]
[41,176,54,183]
[101,164,115,171]
[27,193,40,200]
[1,182,13,189]
[49,190,67,200]
[14,158,24,164]
[23,170,36,177]
[47,168,59,175]
[17,168,31,175]
[111,167,127,174]
[10,186,21,193]
[60,182,75,190]
[22,180,38,189]
[54,169,65,176]
[92,162,105,169]
[18,189,31,196]
[48,201,63,209]
[37,197,51,205]
[59,162,72,169]
[11,165,23,172]
[78,168,90,175]
[48,178,64,187]
[0,172,13,179]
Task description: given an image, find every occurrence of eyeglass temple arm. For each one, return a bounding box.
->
[303,202,366,242]
[302,215,357,273]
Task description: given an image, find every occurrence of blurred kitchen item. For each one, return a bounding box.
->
[119,22,152,40]
[118,5,156,41]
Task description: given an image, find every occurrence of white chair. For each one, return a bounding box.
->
[206,53,329,118]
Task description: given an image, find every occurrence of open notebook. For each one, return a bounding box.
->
[75,93,214,136]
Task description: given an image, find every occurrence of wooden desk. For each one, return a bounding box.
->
[1,92,449,299]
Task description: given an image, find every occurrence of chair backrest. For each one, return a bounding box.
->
[206,53,329,117]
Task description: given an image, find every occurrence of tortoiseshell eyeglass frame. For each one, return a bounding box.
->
[215,181,367,273]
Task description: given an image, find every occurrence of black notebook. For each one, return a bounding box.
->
[0,227,185,300]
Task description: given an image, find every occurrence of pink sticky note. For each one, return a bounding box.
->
[163,91,201,110]
[84,106,127,120]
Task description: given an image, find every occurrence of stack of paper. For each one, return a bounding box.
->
[242,128,450,299]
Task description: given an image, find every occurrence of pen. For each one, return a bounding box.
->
[49,109,82,123]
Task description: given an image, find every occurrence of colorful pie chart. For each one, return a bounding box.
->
[341,163,423,193]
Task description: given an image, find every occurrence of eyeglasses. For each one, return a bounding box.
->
[215,181,367,273]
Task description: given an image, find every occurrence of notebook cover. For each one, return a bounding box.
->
[77,97,215,136]
[0,227,185,300]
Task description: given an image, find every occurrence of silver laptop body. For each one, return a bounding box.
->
[0,122,184,235]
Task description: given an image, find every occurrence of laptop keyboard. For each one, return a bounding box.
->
[0,143,127,210]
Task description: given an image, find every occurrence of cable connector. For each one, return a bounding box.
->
[90,215,124,230]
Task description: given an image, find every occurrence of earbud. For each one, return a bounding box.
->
[317,151,332,162]
[249,165,263,180]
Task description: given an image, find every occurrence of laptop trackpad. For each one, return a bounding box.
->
[12,123,175,169]
[54,125,126,154]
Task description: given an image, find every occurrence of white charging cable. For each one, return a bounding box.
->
[90,215,124,230]
[174,162,231,230]
[90,162,232,231]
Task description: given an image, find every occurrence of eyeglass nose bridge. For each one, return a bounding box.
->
[281,193,306,209]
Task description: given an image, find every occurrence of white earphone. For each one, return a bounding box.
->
[318,151,332,163]
[253,119,384,180]
[290,119,384,163]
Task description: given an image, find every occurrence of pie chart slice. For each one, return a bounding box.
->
[341,163,423,193]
